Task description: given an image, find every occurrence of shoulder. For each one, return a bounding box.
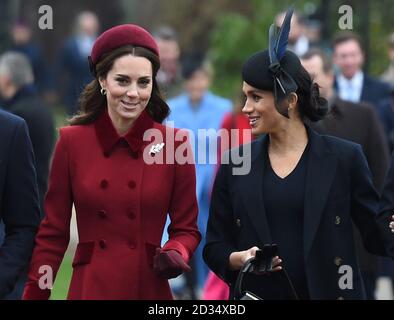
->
[206,92,232,109]
[0,109,26,134]
[167,94,188,109]
[58,123,95,142]
[337,99,376,118]
[365,75,390,91]
[318,133,362,157]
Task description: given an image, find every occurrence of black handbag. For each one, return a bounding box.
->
[233,244,299,300]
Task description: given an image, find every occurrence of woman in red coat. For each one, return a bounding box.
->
[23,24,201,300]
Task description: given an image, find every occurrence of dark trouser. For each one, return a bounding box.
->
[0,223,27,299]
[362,272,377,300]
[3,269,27,300]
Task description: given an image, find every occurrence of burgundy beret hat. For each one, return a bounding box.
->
[89,24,159,73]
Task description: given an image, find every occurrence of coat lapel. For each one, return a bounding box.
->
[303,128,338,260]
[241,135,273,245]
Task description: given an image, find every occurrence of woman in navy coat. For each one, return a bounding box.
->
[203,9,394,300]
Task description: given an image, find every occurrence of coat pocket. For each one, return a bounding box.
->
[72,241,95,268]
[145,242,160,267]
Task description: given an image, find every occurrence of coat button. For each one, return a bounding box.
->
[131,150,139,159]
[128,211,136,220]
[97,210,107,218]
[335,216,341,225]
[128,180,136,189]
[100,179,108,189]
[235,219,241,227]
[119,138,128,148]
[99,239,107,249]
[129,240,137,249]
[334,257,343,266]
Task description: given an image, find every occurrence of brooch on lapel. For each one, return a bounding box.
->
[149,143,165,155]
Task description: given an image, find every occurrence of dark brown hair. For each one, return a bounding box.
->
[69,45,170,125]
[301,48,332,74]
[332,31,364,53]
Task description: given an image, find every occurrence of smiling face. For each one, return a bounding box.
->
[333,39,364,79]
[99,54,153,132]
[241,82,288,135]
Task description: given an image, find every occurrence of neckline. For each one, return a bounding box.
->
[267,143,309,180]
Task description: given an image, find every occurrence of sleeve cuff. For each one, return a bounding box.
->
[22,282,51,300]
[162,240,190,262]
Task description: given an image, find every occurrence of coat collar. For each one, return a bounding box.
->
[94,108,154,155]
[246,126,338,260]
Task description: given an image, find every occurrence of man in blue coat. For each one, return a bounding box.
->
[0,110,41,298]
[166,54,232,297]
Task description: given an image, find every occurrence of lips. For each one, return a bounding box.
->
[121,100,139,107]
[248,116,261,127]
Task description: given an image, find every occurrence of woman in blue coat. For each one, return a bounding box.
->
[203,8,394,300]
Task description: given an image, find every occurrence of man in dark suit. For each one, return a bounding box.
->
[0,110,41,299]
[301,48,391,299]
[0,51,55,213]
[332,31,391,107]
[0,52,53,299]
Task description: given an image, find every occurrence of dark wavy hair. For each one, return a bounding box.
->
[69,45,170,125]
[294,65,328,122]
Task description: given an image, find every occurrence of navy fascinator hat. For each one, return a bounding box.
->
[242,7,302,118]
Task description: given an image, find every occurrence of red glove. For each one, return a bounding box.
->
[153,248,191,279]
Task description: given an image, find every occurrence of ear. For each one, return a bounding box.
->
[98,76,106,89]
[287,92,298,108]
[327,71,335,86]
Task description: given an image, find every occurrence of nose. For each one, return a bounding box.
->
[126,84,138,98]
[242,99,253,114]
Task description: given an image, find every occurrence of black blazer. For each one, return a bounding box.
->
[203,127,393,300]
[311,99,390,274]
[0,110,41,298]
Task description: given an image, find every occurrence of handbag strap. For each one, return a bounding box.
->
[234,258,255,300]
[233,258,300,300]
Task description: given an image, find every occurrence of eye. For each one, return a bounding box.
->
[116,78,128,85]
[252,94,262,102]
[138,78,151,87]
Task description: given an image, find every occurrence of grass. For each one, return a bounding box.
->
[50,254,73,300]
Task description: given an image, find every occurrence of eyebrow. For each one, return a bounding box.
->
[115,74,152,79]
[244,89,264,95]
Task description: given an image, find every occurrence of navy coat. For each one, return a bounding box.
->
[379,153,394,259]
[0,110,41,298]
[204,128,394,300]
[2,85,55,216]
[334,74,391,109]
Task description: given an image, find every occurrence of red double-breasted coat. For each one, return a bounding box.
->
[23,109,201,300]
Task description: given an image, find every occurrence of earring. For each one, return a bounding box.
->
[100,88,107,95]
